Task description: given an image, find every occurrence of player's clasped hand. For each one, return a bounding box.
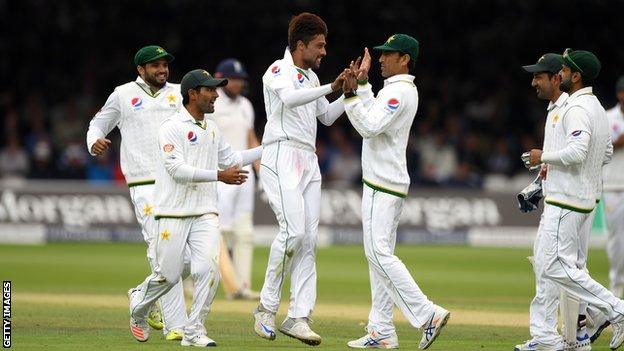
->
[91,138,112,155]
[218,166,249,185]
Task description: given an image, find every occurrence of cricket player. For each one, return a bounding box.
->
[342,34,450,350]
[604,76,624,298]
[516,53,594,351]
[212,58,261,300]
[252,12,346,346]
[85,45,188,340]
[524,48,624,351]
[128,69,262,346]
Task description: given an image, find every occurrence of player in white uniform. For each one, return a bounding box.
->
[340,34,450,350]
[525,48,624,351]
[128,69,262,346]
[85,45,188,341]
[252,12,346,346]
[212,58,261,299]
[604,76,624,299]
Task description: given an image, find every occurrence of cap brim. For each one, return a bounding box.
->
[199,78,228,88]
[145,52,175,64]
[373,44,400,52]
[521,64,543,73]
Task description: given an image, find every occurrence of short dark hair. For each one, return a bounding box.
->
[288,12,328,52]
[182,88,199,105]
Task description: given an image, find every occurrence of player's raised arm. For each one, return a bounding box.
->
[345,87,406,138]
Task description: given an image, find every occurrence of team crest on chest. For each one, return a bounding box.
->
[552,114,560,127]
[296,72,305,84]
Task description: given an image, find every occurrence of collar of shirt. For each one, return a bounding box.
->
[383,74,415,87]
[282,47,311,76]
[547,92,569,112]
[178,105,206,128]
[567,86,593,101]
[135,76,170,95]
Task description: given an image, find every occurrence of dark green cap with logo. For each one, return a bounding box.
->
[563,48,601,81]
[522,53,563,74]
[373,34,419,63]
[134,45,175,66]
[180,69,228,96]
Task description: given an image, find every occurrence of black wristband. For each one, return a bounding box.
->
[344,91,357,98]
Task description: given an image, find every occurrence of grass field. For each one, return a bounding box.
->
[0,243,617,350]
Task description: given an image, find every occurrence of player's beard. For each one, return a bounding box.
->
[560,76,572,93]
[144,72,167,89]
[304,55,322,70]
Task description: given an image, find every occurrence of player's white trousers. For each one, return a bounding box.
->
[129,184,188,333]
[218,169,255,288]
[605,192,624,297]
[538,203,624,324]
[130,214,221,339]
[530,204,593,344]
[259,141,321,318]
[362,185,435,335]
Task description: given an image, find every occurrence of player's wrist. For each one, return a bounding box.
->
[344,90,357,99]
[357,78,368,85]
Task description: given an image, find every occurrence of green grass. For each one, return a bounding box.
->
[0,243,616,350]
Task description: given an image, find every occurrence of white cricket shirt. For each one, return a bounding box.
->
[603,104,624,191]
[86,77,181,186]
[344,74,419,197]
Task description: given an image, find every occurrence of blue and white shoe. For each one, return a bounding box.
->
[565,326,590,351]
[347,330,399,349]
[513,339,563,351]
[611,321,624,350]
[419,304,450,349]
[253,304,276,341]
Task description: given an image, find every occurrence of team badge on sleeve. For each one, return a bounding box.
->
[271,65,281,75]
[187,131,198,143]
[163,144,174,153]
[571,130,582,137]
[385,98,400,112]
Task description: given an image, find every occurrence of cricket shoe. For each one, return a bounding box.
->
[147,301,163,330]
[253,304,276,340]
[587,312,609,343]
[419,304,450,349]
[347,330,399,349]
[130,317,150,342]
[611,322,624,350]
[181,334,217,347]
[564,326,590,351]
[278,317,322,346]
[166,329,184,341]
[514,340,563,351]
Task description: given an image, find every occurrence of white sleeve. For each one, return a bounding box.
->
[604,135,614,165]
[276,84,334,108]
[344,87,404,138]
[541,106,592,166]
[86,90,122,155]
[159,122,217,183]
[316,96,345,126]
[356,82,375,109]
[217,132,243,169]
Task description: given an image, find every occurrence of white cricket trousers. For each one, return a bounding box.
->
[605,192,624,297]
[530,204,594,344]
[537,203,624,325]
[259,141,321,318]
[128,184,188,333]
[362,185,435,336]
[130,213,221,339]
[218,166,255,289]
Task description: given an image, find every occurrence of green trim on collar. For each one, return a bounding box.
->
[134,82,162,98]
[545,199,593,213]
[127,180,156,187]
[296,68,309,80]
[194,120,206,130]
[363,178,407,198]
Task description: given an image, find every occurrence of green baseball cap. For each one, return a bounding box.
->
[134,45,175,66]
[373,34,419,63]
[522,53,563,74]
[180,69,228,96]
[562,48,601,81]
